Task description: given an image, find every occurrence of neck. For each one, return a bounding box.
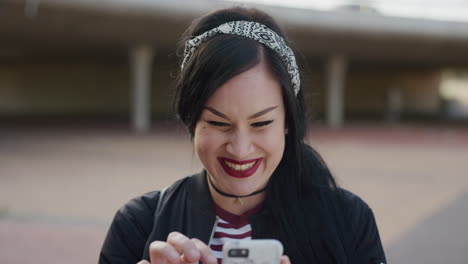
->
[207,175,266,216]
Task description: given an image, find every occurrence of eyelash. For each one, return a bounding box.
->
[207,121,229,127]
[251,120,274,127]
[207,120,274,128]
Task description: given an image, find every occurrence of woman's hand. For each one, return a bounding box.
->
[137,231,291,264]
[137,231,217,264]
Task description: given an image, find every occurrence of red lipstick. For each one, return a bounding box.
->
[218,157,262,178]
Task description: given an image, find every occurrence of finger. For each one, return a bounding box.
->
[191,238,217,264]
[149,240,180,264]
[167,232,200,263]
[281,255,291,264]
[137,260,150,264]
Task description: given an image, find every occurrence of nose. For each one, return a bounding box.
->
[225,130,254,159]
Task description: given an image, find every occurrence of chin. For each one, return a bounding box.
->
[211,167,268,193]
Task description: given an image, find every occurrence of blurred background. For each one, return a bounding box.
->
[1,0,468,263]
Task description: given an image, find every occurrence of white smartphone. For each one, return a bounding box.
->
[222,239,283,264]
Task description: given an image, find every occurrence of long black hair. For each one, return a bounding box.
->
[174,7,342,263]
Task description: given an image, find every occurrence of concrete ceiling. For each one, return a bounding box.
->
[2,0,468,66]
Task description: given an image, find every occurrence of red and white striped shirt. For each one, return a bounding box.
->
[210,203,263,263]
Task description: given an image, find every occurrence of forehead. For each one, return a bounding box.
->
[204,62,284,113]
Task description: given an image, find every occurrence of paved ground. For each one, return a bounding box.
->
[1,122,468,263]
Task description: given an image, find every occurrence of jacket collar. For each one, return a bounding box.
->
[184,170,217,244]
[188,170,215,213]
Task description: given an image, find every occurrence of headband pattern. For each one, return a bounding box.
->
[181,21,301,95]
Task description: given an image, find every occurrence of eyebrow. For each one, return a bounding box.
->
[248,106,278,119]
[205,107,230,120]
[204,106,278,121]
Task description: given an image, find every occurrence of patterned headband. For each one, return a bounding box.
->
[181,20,301,96]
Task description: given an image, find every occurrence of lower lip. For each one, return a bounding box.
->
[218,158,263,178]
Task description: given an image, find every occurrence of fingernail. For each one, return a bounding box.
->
[169,252,179,262]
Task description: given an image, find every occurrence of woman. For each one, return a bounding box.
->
[100,7,386,264]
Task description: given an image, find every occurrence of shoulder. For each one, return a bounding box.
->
[117,175,192,221]
[306,186,370,213]
[329,188,387,263]
[317,187,376,230]
[100,190,161,263]
[115,190,161,227]
[335,188,371,216]
[99,175,193,263]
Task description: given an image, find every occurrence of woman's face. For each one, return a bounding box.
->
[194,61,286,196]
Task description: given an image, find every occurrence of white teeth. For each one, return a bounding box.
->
[224,160,256,171]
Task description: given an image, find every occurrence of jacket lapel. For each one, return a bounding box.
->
[185,171,217,244]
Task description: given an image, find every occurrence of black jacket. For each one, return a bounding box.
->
[99,171,386,264]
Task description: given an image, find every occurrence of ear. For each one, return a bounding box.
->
[284,127,288,135]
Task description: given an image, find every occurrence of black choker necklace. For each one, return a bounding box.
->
[207,174,268,199]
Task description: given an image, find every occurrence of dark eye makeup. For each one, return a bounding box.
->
[207,121,229,127]
[206,120,274,128]
[251,120,274,127]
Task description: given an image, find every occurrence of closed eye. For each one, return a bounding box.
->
[207,121,230,127]
[251,120,274,127]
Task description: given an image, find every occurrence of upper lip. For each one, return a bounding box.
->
[219,157,260,165]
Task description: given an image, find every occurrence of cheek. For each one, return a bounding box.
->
[194,124,224,161]
[257,126,286,158]
[194,125,210,158]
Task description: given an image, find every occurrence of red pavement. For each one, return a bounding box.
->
[1,122,467,264]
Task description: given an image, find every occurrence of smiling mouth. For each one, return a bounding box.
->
[223,159,257,171]
[218,157,263,178]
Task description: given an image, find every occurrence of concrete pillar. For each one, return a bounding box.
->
[130,44,154,133]
[385,86,402,123]
[25,0,41,18]
[326,54,347,128]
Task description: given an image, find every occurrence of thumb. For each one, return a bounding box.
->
[280,255,291,264]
